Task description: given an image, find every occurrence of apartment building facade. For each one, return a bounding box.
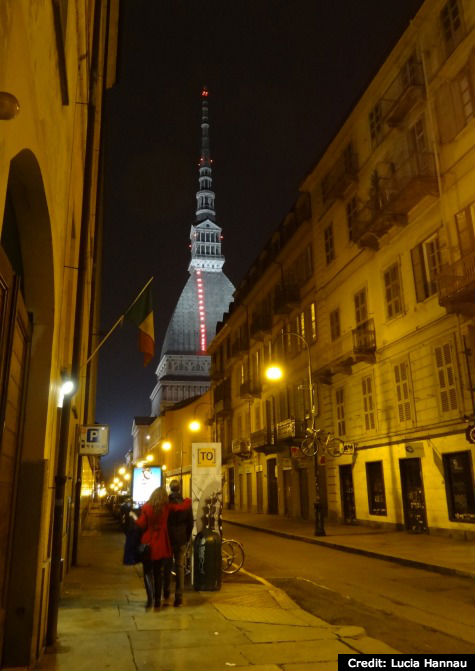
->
[209,0,475,538]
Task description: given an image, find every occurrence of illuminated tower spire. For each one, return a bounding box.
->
[189,87,224,272]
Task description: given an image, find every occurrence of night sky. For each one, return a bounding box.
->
[96,0,424,478]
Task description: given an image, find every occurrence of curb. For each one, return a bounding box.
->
[223,518,474,580]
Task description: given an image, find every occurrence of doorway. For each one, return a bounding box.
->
[298,468,309,519]
[227,467,235,509]
[339,464,356,523]
[256,470,263,513]
[267,458,278,514]
[246,472,252,511]
[283,469,292,516]
[399,458,427,533]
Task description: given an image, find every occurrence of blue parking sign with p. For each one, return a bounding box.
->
[80,425,109,455]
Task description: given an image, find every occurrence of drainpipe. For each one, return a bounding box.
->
[46,0,105,646]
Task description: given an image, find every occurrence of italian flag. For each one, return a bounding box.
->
[125,285,155,366]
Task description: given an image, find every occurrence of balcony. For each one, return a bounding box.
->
[231,439,251,458]
[250,313,272,341]
[317,319,376,377]
[382,61,425,127]
[321,149,358,203]
[239,380,262,399]
[353,152,437,249]
[250,428,283,454]
[274,285,300,315]
[438,254,475,316]
[276,418,307,444]
[214,379,232,417]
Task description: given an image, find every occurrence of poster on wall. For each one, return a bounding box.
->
[132,465,162,505]
[191,442,222,536]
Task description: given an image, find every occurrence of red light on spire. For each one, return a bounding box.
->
[201,87,208,97]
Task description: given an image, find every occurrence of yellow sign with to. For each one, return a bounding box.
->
[197,447,216,467]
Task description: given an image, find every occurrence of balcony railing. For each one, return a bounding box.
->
[250,428,280,454]
[239,380,262,399]
[230,335,249,359]
[353,152,437,249]
[438,253,475,316]
[276,418,307,443]
[250,313,272,340]
[321,149,358,203]
[274,284,300,314]
[381,61,425,127]
[231,439,251,457]
[317,319,376,376]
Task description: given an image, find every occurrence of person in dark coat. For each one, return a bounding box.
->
[136,486,191,609]
[163,479,194,606]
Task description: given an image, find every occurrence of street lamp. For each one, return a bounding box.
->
[161,428,184,484]
[264,330,325,536]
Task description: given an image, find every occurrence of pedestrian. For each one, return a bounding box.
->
[163,479,194,607]
[136,486,191,609]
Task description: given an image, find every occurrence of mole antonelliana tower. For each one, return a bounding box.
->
[150,88,235,415]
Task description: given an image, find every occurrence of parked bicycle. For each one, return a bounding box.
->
[221,538,245,574]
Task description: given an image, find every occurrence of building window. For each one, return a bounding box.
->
[335,387,345,436]
[394,360,412,423]
[354,288,368,326]
[383,262,403,319]
[440,0,463,56]
[362,375,375,430]
[411,233,442,301]
[324,224,335,264]
[330,308,340,341]
[346,196,358,242]
[454,203,475,259]
[434,343,458,413]
[254,402,261,431]
[309,302,317,342]
[369,102,383,147]
[366,461,387,515]
[443,451,475,523]
[436,59,475,143]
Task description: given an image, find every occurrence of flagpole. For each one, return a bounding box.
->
[82,276,154,369]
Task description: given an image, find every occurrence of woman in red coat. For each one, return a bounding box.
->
[136,486,192,609]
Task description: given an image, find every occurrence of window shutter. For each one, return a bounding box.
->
[411,245,427,302]
[394,362,411,422]
[435,82,456,143]
[435,343,458,412]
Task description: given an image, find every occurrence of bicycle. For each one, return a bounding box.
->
[300,427,343,458]
[221,538,245,574]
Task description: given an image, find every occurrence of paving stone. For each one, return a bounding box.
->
[134,644,249,671]
[236,622,337,643]
[334,625,366,638]
[341,635,401,654]
[129,626,248,650]
[268,588,298,610]
[133,613,193,631]
[238,639,355,664]
[58,607,135,634]
[288,609,332,627]
[231,666,282,671]
[34,632,135,671]
[215,604,312,626]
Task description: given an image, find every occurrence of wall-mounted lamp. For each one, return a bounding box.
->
[57,375,75,408]
[0,92,20,120]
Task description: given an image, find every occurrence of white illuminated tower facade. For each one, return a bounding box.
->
[151,88,235,414]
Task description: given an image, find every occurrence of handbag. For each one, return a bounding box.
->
[136,543,151,561]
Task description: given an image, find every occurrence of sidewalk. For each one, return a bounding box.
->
[34,507,399,671]
[222,509,475,579]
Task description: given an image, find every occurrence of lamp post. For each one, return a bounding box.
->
[265,331,326,536]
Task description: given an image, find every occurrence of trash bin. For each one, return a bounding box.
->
[193,527,222,591]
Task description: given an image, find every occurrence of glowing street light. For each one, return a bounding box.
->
[145,454,154,462]
[118,466,126,475]
[188,419,201,432]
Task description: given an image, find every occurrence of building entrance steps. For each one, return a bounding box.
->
[222,509,475,579]
[31,506,399,671]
